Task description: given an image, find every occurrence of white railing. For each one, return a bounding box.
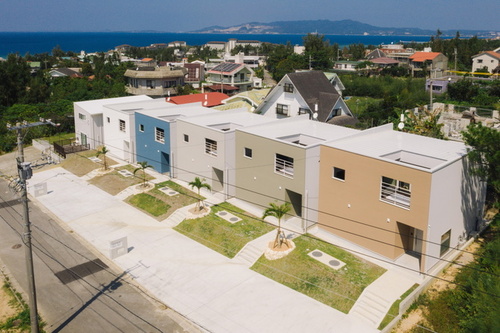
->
[275,157,294,177]
[380,182,411,209]
[205,141,217,156]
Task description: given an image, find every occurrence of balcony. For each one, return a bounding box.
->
[126,86,177,96]
[275,155,294,177]
[380,182,411,209]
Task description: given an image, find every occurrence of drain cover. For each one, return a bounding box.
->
[312,251,323,257]
[229,217,239,222]
[12,244,22,249]
[329,260,340,267]
[218,211,227,216]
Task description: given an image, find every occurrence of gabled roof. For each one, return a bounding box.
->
[472,51,500,60]
[286,71,341,122]
[166,92,229,107]
[369,57,400,65]
[50,68,83,78]
[366,49,386,60]
[409,52,442,62]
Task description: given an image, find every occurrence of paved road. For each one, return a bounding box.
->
[0,179,201,333]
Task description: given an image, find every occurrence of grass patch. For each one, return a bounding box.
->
[129,193,171,217]
[60,149,117,177]
[251,235,386,313]
[174,202,274,258]
[378,283,419,330]
[41,132,75,144]
[89,164,153,195]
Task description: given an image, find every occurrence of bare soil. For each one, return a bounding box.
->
[392,241,480,332]
[0,275,25,332]
[60,151,118,177]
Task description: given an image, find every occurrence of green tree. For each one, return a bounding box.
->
[188,177,211,210]
[96,146,110,170]
[400,108,445,139]
[303,33,334,70]
[262,202,291,249]
[461,123,500,205]
[133,161,153,188]
[0,54,31,107]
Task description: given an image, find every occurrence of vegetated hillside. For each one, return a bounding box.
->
[191,19,494,36]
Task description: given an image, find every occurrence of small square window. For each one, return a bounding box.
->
[333,167,345,181]
[107,117,110,123]
[284,83,294,93]
[119,119,126,132]
[78,113,86,120]
[139,124,144,132]
[183,134,189,142]
[244,147,252,158]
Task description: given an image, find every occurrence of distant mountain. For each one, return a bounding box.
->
[190,19,495,37]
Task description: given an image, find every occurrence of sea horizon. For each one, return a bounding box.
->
[0,31,438,59]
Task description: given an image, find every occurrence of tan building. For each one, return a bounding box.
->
[124,66,187,97]
[317,124,485,273]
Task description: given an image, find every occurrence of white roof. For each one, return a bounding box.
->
[177,109,275,131]
[325,124,467,171]
[74,95,152,115]
[135,102,219,122]
[238,116,359,148]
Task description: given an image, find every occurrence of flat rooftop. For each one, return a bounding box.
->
[324,124,467,171]
[75,95,152,115]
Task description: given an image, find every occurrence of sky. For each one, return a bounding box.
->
[0,0,498,32]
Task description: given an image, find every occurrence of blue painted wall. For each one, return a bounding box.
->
[135,113,171,173]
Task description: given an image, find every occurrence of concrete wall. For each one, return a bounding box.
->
[175,120,235,197]
[102,108,135,163]
[74,104,103,149]
[135,113,171,174]
[317,146,432,267]
[235,131,307,218]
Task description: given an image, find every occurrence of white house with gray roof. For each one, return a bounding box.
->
[255,71,354,125]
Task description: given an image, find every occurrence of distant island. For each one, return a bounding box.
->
[189,19,498,37]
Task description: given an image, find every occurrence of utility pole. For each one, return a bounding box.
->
[7,119,58,333]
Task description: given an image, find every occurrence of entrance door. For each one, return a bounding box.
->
[81,133,87,146]
[161,152,170,173]
[285,189,302,217]
[397,222,423,257]
[212,168,224,193]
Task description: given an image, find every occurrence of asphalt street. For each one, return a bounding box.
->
[0,178,201,333]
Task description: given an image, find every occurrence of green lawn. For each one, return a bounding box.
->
[174,202,275,258]
[41,132,75,144]
[129,193,171,217]
[378,283,419,330]
[251,235,386,313]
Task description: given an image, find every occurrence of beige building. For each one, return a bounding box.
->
[317,124,485,273]
[124,66,187,97]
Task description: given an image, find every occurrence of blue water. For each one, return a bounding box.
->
[0,32,434,58]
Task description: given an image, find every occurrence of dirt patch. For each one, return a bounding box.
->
[0,275,25,332]
[392,241,480,332]
[60,150,118,177]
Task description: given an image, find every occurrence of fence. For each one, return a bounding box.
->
[53,139,90,158]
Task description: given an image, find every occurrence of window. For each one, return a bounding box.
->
[244,147,252,158]
[205,138,217,156]
[298,108,309,115]
[139,124,144,132]
[155,127,165,143]
[477,59,483,64]
[440,230,451,257]
[183,134,189,142]
[276,104,289,116]
[284,83,294,93]
[107,117,110,123]
[78,113,86,120]
[119,119,126,132]
[275,153,294,177]
[146,80,154,89]
[380,176,411,209]
[333,167,345,181]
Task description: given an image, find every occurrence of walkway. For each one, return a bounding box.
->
[28,167,378,333]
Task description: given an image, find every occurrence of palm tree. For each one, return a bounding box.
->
[96,146,109,170]
[133,161,153,188]
[262,202,291,249]
[188,177,211,210]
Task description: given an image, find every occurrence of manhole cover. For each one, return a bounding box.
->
[229,217,239,222]
[329,260,340,267]
[12,244,22,249]
[311,251,323,257]
[168,191,176,195]
[160,187,168,191]
[218,211,227,216]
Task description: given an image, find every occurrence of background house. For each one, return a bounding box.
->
[255,71,354,123]
[206,62,255,93]
[409,51,448,77]
[471,48,500,74]
[124,66,187,97]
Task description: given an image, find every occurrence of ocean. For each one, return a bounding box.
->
[0,32,435,58]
